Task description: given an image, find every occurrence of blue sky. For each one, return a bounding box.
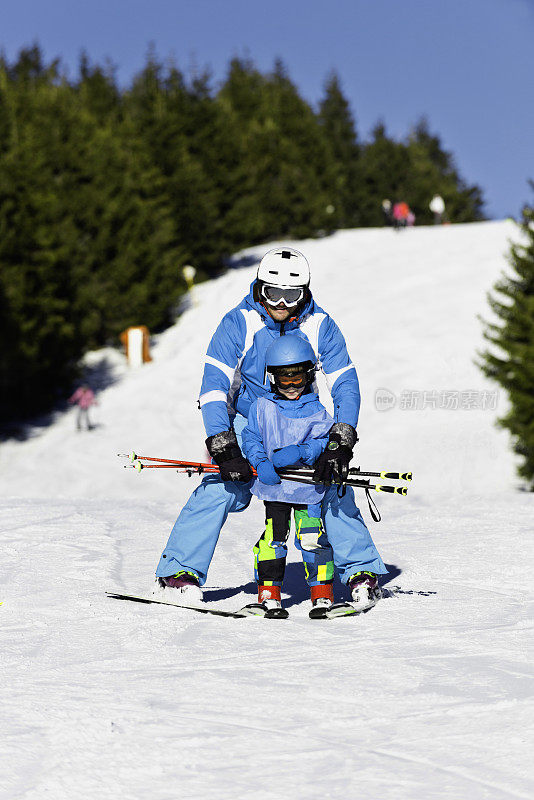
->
[4,0,534,219]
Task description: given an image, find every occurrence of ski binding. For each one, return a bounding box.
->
[239,602,289,619]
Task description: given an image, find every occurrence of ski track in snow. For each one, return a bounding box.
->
[1,222,533,799]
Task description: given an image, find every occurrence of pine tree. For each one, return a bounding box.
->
[357,122,411,226]
[224,59,337,242]
[0,47,187,421]
[216,58,274,245]
[478,189,534,488]
[0,51,83,418]
[318,72,361,228]
[124,55,222,275]
[406,119,485,224]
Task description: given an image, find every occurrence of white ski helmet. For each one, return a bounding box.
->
[257,247,310,288]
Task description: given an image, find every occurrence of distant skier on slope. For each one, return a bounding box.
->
[381,199,393,226]
[240,335,382,618]
[393,201,410,230]
[155,247,387,607]
[429,193,446,225]
[68,385,97,431]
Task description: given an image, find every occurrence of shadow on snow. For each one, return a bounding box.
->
[203,563,403,608]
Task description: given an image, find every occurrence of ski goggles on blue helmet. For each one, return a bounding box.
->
[260,283,305,308]
[270,364,314,390]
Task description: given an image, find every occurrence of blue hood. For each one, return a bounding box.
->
[264,390,324,417]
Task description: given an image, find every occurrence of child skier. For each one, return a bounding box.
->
[241,335,381,618]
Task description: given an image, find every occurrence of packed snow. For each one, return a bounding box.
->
[1,220,532,800]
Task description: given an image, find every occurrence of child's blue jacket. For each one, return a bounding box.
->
[242,390,333,505]
[198,281,360,437]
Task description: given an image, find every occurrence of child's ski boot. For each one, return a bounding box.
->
[158,571,203,603]
[309,582,334,619]
[241,585,289,619]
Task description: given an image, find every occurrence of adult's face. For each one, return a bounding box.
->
[266,303,292,323]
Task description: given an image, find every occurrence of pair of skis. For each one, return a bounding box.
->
[118,451,412,496]
[105,590,373,619]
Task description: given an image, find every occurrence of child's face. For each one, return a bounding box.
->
[275,366,308,400]
[278,384,305,400]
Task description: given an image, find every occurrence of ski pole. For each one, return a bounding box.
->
[279,471,408,495]
[350,479,408,495]
[126,463,220,472]
[350,468,412,481]
[125,460,405,493]
[125,460,221,474]
[120,456,255,477]
[119,453,412,482]
[118,452,216,468]
[125,462,219,470]
[275,465,412,481]
[119,453,409,493]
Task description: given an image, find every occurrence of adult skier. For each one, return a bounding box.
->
[155,247,387,600]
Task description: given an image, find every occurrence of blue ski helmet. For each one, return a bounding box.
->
[265,336,316,392]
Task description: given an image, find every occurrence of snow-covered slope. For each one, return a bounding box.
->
[0,220,520,501]
[1,221,533,800]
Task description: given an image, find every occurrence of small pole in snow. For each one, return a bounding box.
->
[182,265,197,306]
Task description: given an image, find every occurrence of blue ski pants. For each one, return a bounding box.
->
[155,415,387,585]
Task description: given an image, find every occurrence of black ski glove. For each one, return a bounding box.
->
[313,423,358,485]
[206,429,254,483]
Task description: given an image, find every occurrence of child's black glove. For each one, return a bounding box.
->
[312,423,358,484]
[205,430,253,483]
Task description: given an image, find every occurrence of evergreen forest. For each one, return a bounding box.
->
[0,46,485,423]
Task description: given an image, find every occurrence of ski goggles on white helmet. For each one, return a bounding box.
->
[260,283,305,308]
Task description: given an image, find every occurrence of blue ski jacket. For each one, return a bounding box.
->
[199,281,360,436]
[242,391,333,504]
